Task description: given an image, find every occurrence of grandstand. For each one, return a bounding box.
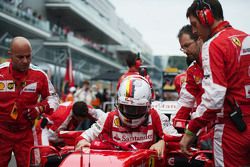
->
[0,0,162,93]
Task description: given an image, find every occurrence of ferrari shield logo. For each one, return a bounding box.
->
[10,103,18,120]
[194,76,201,84]
[114,118,120,127]
[231,37,241,47]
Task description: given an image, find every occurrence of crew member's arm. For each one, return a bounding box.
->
[24,71,59,120]
[157,110,179,135]
[174,64,201,120]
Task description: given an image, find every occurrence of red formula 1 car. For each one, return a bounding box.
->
[28,130,213,167]
[28,101,213,167]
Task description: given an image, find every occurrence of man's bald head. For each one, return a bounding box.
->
[10,37,32,54]
[9,37,32,72]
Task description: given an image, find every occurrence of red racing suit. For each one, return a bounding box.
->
[0,62,59,167]
[76,108,179,150]
[37,101,106,145]
[187,21,250,167]
[174,61,204,120]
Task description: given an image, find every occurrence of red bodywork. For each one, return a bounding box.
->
[60,149,164,167]
[29,130,213,167]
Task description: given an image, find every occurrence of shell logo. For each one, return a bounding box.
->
[0,82,5,90]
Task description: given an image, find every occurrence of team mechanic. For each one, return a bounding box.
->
[0,37,59,167]
[38,101,106,145]
[117,53,155,99]
[180,0,250,166]
[174,24,204,120]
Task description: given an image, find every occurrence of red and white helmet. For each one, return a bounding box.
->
[117,75,151,128]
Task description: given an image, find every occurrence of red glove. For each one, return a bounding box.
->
[23,106,42,120]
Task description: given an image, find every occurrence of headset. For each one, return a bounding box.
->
[135,53,142,69]
[196,0,214,26]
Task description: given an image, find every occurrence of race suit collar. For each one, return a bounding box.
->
[211,21,231,37]
[9,61,28,81]
[128,67,138,72]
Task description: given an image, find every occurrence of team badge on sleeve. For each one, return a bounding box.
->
[114,117,120,127]
[231,36,241,47]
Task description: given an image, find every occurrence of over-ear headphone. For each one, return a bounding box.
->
[196,0,214,26]
[135,53,142,69]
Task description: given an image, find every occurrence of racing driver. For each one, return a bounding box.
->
[75,75,178,157]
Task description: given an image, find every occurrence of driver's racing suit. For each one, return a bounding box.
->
[76,108,178,150]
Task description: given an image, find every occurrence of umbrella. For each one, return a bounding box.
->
[91,70,123,81]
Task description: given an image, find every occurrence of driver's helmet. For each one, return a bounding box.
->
[117,75,151,128]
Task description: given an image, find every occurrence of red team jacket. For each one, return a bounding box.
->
[0,62,59,130]
[175,61,204,120]
[188,21,250,134]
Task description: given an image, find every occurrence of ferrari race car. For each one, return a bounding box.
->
[28,131,212,167]
[28,101,213,167]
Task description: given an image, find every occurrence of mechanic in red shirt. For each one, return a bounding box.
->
[76,75,179,157]
[173,25,204,121]
[0,37,59,167]
[180,1,250,166]
[37,101,106,145]
[117,53,155,99]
